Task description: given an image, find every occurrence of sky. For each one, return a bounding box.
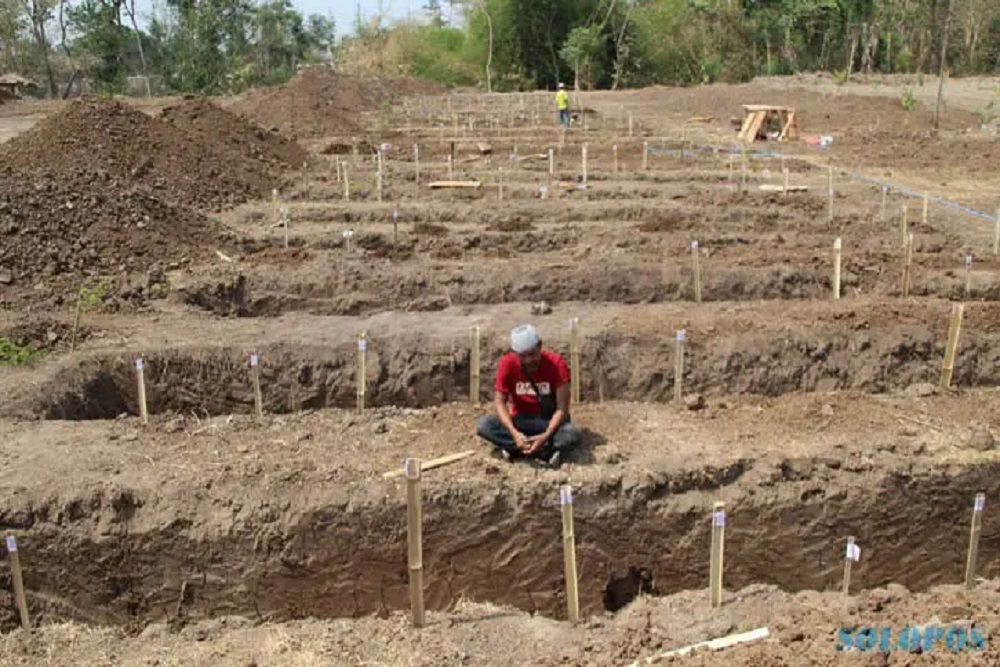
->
[137,0,433,36]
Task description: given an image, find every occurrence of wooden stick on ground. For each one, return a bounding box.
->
[560,485,580,623]
[629,628,770,664]
[136,357,148,426]
[965,493,985,590]
[357,331,368,413]
[710,501,726,608]
[691,241,702,304]
[383,450,476,480]
[902,233,914,298]
[842,536,859,595]
[940,303,965,389]
[405,458,426,628]
[833,237,843,300]
[5,535,30,629]
[674,330,686,402]
[250,353,263,420]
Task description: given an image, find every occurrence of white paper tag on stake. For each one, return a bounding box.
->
[691,240,699,252]
[250,354,259,367]
[966,254,973,266]
[135,358,144,371]
[393,211,399,222]
[713,511,726,527]
[5,535,16,553]
[883,186,888,194]
[846,543,861,562]
[677,330,686,342]
[560,486,573,505]
[358,339,367,352]
[974,495,986,512]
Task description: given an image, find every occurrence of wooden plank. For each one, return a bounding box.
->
[383,450,476,479]
[742,104,793,112]
[740,110,767,143]
[759,184,809,192]
[627,627,770,665]
[429,181,482,189]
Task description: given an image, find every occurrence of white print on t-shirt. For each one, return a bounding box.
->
[516,381,551,396]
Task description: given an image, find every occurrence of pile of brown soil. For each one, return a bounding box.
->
[231,68,442,139]
[160,98,309,170]
[0,170,214,302]
[0,98,297,210]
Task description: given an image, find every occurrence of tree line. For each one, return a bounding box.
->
[1,0,998,98]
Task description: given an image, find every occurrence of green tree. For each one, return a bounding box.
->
[559,24,604,89]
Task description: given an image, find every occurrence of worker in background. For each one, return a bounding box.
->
[475,324,581,468]
[555,83,570,128]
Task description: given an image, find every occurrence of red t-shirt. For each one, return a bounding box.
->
[495,349,571,416]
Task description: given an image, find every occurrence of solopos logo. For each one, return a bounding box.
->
[836,626,987,652]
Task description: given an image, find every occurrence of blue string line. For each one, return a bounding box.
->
[643,143,998,222]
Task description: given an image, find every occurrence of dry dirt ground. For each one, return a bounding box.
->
[2,72,1000,665]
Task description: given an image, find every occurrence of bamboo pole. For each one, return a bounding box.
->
[414,144,420,184]
[498,167,504,202]
[560,485,580,623]
[922,191,929,224]
[405,458,426,628]
[470,326,481,405]
[613,144,619,175]
[994,208,1000,255]
[940,303,965,390]
[827,166,834,222]
[582,144,588,185]
[136,357,148,425]
[357,331,368,412]
[965,493,985,590]
[691,241,702,303]
[965,254,973,299]
[833,237,843,300]
[250,353,263,420]
[902,233,914,297]
[674,330,686,402]
[881,186,888,222]
[5,535,29,629]
[709,502,726,608]
[642,141,649,173]
[343,165,350,202]
[569,318,581,405]
[628,112,633,137]
[549,148,555,177]
[901,205,909,247]
[842,536,859,595]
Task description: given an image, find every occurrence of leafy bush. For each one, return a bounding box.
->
[900,89,917,111]
[0,338,41,366]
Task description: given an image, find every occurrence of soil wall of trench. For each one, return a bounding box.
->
[1,461,998,631]
[18,317,1000,420]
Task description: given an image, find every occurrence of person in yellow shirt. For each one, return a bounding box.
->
[555,83,570,128]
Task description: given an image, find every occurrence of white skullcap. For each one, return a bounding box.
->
[510,324,540,353]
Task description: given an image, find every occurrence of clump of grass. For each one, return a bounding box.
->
[412,222,449,236]
[0,337,41,366]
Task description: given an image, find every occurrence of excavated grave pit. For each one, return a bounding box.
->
[1,455,998,632]
[22,307,1000,421]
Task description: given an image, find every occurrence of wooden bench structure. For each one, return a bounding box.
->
[738,105,799,143]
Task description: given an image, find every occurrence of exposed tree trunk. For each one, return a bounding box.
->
[25,1,56,97]
[479,1,493,93]
[123,0,151,97]
[934,0,951,128]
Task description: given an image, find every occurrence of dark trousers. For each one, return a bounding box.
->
[558,109,571,127]
[476,414,581,459]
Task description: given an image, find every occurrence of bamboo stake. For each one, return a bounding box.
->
[357,331,368,412]
[613,144,619,175]
[923,191,929,224]
[569,318,581,405]
[902,232,914,298]
[549,148,555,177]
[498,167,504,202]
[782,168,789,196]
[642,141,649,173]
[377,170,383,203]
[628,111,633,137]
[383,450,476,479]
[405,458,426,628]
[994,209,1000,255]
[881,186,888,222]
[560,485,580,623]
[940,303,965,389]
[842,536,859,595]
[901,205,909,247]
[965,493,985,590]
[414,144,420,184]
[5,535,29,629]
[965,254,973,299]
[582,144,588,185]
[709,502,726,608]
[470,326,481,405]
[833,237,842,300]
[271,188,278,224]
[691,241,702,303]
[343,165,350,202]
[447,154,454,179]
[250,353,263,420]
[136,357,148,425]
[281,206,289,249]
[674,330,686,402]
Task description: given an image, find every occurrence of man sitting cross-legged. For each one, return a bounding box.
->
[475,324,581,468]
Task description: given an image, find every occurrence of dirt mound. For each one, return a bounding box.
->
[160,98,309,169]
[0,98,290,210]
[0,170,215,303]
[231,68,442,139]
